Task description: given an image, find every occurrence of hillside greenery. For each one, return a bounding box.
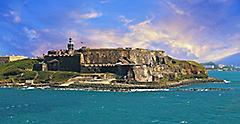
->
[0,59,81,83]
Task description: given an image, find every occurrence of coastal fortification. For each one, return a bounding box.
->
[34,38,207,83]
[0,56,27,64]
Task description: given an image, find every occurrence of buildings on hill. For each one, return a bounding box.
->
[202,62,240,71]
[0,55,28,64]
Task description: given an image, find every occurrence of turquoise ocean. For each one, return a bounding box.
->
[0,71,239,124]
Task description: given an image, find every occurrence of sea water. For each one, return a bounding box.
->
[0,71,239,124]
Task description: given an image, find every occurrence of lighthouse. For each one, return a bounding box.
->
[67,37,74,54]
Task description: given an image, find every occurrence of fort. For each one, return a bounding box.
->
[0,55,27,64]
[34,38,207,83]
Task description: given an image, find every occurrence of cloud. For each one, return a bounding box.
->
[79,17,239,62]
[71,11,102,20]
[31,43,50,56]
[27,16,239,62]
[125,19,207,59]
[209,33,240,61]
[85,19,190,51]
[165,1,185,15]
[29,29,67,56]
[23,27,39,40]
[119,16,134,26]
[9,0,238,62]
[83,19,186,50]
[3,10,21,23]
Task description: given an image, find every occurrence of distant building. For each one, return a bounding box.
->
[201,62,217,69]
[0,55,28,64]
[204,65,215,69]
[33,62,48,71]
[218,64,226,69]
[25,80,34,84]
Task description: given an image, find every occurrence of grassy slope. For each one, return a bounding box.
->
[0,59,81,83]
[36,71,81,83]
[0,59,39,81]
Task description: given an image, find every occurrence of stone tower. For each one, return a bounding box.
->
[67,37,74,54]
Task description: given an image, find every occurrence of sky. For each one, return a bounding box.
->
[0,0,240,62]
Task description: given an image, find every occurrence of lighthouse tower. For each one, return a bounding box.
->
[67,37,74,54]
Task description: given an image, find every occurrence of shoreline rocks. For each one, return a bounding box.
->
[0,77,224,92]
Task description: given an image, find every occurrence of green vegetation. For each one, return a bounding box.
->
[0,59,39,81]
[18,71,36,80]
[166,58,208,81]
[36,71,53,83]
[38,71,80,83]
[187,61,206,70]
[178,74,208,80]
[0,59,38,72]
[0,59,81,83]
[0,59,118,84]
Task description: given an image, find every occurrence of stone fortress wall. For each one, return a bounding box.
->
[44,54,81,72]
[0,56,27,64]
[77,48,166,65]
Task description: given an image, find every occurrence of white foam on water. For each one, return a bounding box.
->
[160,96,165,99]
[224,80,231,84]
[151,119,159,123]
[130,89,170,92]
[180,120,188,124]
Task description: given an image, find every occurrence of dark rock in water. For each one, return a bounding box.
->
[176,88,231,92]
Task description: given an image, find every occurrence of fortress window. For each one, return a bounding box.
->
[156,56,160,63]
[102,54,106,57]
[96,53,99,57]
[172,60,177,64]
[152,57,155,61]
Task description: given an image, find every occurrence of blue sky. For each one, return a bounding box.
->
[0,0,240,62]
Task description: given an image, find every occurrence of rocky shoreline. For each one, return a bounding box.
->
[0,77,224,92]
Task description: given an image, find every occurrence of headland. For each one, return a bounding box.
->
[0,38,223,91]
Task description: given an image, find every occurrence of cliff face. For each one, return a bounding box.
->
[78,48,207,83]
[132,59,207,82]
